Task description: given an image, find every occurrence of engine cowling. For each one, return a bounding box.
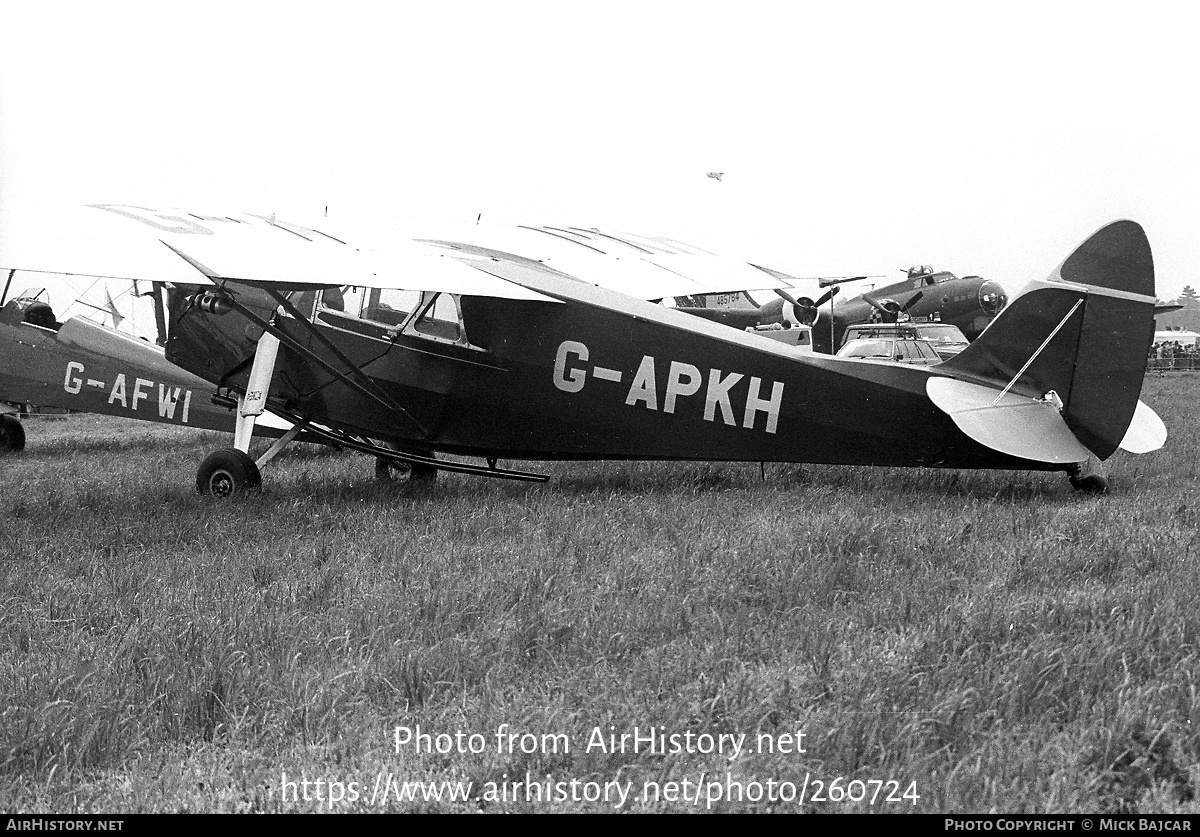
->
[791,297,820,326]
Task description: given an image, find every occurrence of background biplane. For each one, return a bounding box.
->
[0,281,321,453]
[0,206,1165,496]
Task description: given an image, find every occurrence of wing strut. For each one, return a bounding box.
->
[158,240,428,436]
[1,269,14,307]
[225,292,429,438]
[260,286,434,436]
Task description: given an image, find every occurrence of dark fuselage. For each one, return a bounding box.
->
[0,310,235,432]
[166,271,1042,473]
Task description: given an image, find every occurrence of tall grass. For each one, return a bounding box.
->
[1,377,1198,812]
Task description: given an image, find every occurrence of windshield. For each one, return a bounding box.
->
[839,340,895,358]
[913,325,968,344]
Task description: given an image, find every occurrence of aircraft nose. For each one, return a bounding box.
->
[978,281,1008,315]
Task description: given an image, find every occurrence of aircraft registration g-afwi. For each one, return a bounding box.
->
[0,206,1166,496]
[0,287,327,453]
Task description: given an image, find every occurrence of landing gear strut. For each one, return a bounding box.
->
[197,331,280,497]
[0,414,25,454]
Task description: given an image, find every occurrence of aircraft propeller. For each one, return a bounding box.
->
[862,291,924,323]
[774,285,839,327]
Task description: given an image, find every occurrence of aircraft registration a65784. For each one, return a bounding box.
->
[0,205,1166,496]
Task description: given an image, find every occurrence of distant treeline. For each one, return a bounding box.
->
[1157,285,1200,332]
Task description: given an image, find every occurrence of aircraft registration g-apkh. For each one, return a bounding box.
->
[0,205,1166,496]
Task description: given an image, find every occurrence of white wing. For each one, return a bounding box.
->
[1,205,801,304]
[0,204,560,303]
[404,223,799,300]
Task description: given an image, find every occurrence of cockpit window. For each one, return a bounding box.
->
[286,290,318,319]
[309,287,478,349]
[363,288,421,327]
[411,292,466,343]
[319,286,363,316]
[313,286,423,327]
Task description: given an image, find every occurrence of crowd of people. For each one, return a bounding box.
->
[1147,341,1200,371]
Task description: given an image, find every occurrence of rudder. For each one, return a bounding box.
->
[938,220,1157,461]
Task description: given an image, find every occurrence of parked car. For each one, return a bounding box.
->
[835,336,943,365]
[838,322,969,360]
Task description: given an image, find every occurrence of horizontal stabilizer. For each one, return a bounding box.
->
[927,377,1091,465]
[1118,400,1167,454]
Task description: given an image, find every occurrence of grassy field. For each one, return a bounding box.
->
[2,374,1199,813]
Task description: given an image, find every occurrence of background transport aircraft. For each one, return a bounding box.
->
[0,206,1165,498]
[674,266,1009,354]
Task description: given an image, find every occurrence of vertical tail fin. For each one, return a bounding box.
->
[938,220,1158,461]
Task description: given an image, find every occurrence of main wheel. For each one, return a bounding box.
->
[374,456,412,481]
[410,462,438,484]
[196,449,262,497]
[0,415,25,454]
[374,450,437,484]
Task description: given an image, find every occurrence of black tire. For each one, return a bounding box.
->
[410,462,438,484]
[374,456,413,481]
[375,452,436,484]
[1069,474,1110,495]
[196,449,262,497]
[0,414,25,454]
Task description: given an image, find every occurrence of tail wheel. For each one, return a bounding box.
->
[1069,474,1110,495]
[0,415,25,454]
[197,449,262,497]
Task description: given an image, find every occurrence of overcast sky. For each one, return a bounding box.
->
[2,0,1197,331]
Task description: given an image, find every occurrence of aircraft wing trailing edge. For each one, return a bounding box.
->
[1,205,808,307]
[0,205,561,303]
[410,223,799,300]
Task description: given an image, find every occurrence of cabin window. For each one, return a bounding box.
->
[318,286,366,317]
[411,292,466,344]
[286,290,319,319]
[362,288,421,327]
[310,287,479,348]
